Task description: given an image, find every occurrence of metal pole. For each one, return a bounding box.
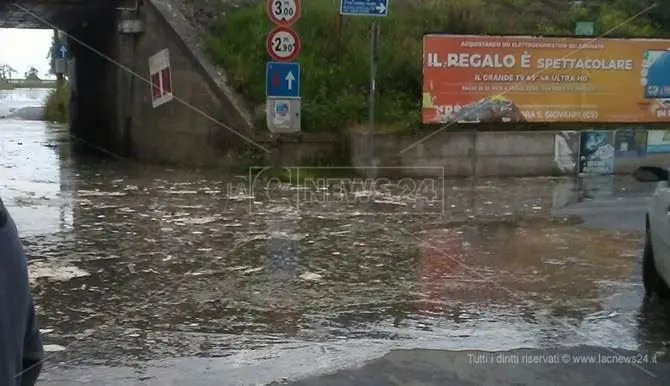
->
[56,30,65,89]
[368,21,380,169]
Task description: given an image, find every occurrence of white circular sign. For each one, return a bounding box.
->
[267,27,301,61]
[267,0,301,26]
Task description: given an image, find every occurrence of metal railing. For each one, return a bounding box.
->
[0,79,57,88]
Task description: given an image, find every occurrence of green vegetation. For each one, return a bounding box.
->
[44,83,69,123]
[206,0,667,134]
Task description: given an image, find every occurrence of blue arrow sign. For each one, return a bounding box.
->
[266,62,301,98]
[340,0,388,16]
[54,43,68,59]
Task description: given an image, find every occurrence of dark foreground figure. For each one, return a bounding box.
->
[0,200,43,385]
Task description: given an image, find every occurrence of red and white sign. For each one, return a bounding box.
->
[148,49,173,108]
[266,0,301,26]
[266,26,301,62]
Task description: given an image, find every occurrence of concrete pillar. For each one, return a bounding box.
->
[115,0,145,157]
[67,8,117,149]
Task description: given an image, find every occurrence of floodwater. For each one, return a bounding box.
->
[0,87,48,118]
[2,88,670,385]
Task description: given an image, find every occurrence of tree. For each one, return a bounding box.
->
[25,67,40,81]
[46,29,58,75]
[0,64,17,81]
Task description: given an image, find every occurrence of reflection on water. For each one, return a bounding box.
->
[0,87,50,117]
[0,101,667,377]
[26,173,657,365]
[0,120,73,236]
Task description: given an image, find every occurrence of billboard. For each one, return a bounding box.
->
[554,131,580,174]
[423,35,670,124]
[578,131,614,175]
[614,129,647,157]
[647,130,670,152]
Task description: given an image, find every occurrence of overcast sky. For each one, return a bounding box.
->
[0,28,53,79]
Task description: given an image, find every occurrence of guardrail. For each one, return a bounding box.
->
[0,79,57,89]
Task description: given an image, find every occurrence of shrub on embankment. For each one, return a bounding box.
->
[44,84,68,123]
[206,0,663,133]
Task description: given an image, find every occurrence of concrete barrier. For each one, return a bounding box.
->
[350,129,670,178]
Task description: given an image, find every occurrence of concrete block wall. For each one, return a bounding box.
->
[350,130,670,178]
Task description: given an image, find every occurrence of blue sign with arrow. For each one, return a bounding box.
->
[339,0,388,16]
[54,43,68,59]
[266,61,300,98]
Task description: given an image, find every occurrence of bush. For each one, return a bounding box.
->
[44,83,69,123]
[206,0,659,133]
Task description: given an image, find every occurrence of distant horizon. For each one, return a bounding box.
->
[0,28,54,80]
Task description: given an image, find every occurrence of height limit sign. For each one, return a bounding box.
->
[266,0,302,133]
[267,0,301,25]
[266,0,301,62]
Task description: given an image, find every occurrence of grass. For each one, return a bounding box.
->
[205,0,659,134]
[44,83,69,123]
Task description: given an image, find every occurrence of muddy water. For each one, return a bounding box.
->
[1,108,670,383]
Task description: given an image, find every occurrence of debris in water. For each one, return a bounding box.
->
[584,311,619,321]
[43,344,66,352]
[243,267,264,274]
[29,261,90,281]
[77,190,127,197]
[373,199,408,206]
[163,190,198,194]
[299,272,322,281]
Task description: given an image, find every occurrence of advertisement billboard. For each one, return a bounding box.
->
[578,131,614,175]
[423,35,670,124]
[614,129,647,157]
[554,131,580,173]
[646,130,670,152]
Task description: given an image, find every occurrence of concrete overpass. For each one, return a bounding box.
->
[0,0,255,165]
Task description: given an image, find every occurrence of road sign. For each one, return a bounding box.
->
[267,0,301,26]
[266,26,301,62]
[54,43,68,59]
[575,21,595,36]
[339,0,388,16]
[148,49,173,108]
[266,61,300,98]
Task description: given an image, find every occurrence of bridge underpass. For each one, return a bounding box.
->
[0,0,253,165]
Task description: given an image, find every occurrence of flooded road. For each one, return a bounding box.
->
[2,89,670,384]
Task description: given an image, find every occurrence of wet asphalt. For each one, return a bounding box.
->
[2,89,670,385]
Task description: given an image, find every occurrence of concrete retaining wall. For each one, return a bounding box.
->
[349,130,670,178]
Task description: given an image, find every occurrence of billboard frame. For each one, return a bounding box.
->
[421,33,670,128]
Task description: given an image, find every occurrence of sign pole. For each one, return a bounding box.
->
[338,0,389,172]
[265,0,302,135]
[367,21,380,169]
[55,30,66,89]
